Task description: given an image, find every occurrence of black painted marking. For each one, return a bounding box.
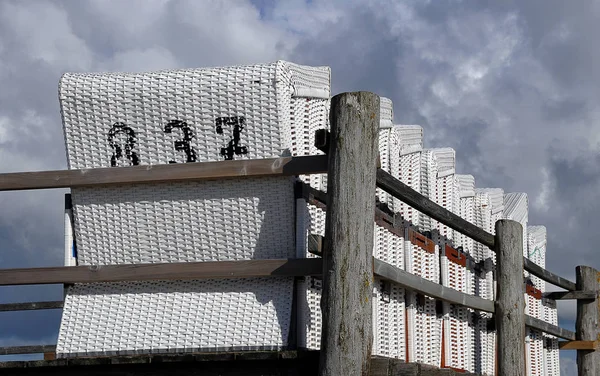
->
[164,120,197,163]
[216,116,248,160]
[108,122,140,167]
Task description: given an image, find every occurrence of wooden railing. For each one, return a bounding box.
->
[0,92,597,376]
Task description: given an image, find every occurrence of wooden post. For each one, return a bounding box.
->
[494,220,526,375]
[319,92,379,376]
[576,266,598,376]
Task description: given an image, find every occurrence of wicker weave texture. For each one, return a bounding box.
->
[379,97,394,129]
[296,199,406,358]
[543,336,560,376]
[60,61,330,168]
[380,125,423,226]
[57,278,293,357]
[526,329,545,376]
[57,61,332,356]
[419,150,439,231]
[406,294,441,366]
[373,278,406,360]
[503,192,528,257]
[443,305,471,371]
[71,177,295,265]
[472,313,495,376]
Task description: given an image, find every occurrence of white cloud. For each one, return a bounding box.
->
[0,1,93,70]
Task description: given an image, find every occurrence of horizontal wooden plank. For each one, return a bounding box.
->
[542,290,596,300]
[376,169,495,249]
[525,315,576,341]
[0,350,321,373]
[523,258,577,291]
[43,352,56,361]
[558,340,599,350]
[373,259,495,313]
[0,155,328,192]
[0,301,63,311]
[0,259,323,286]
[0,345,56,355]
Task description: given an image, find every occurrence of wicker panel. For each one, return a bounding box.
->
[60,61,330,169]
[503,192,528,258]
[72,177,295,265]
[296,198,406,359]
[419,150,438,232]
[57,278,293,357]
[526,329,545,376]
[57,61,331,356]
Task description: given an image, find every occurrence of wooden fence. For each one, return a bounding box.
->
[0,92,597,375]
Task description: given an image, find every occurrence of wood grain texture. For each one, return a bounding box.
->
[494,220,526,376]
[525,315,575,340]
[576,266,599,375]
[0,345,56,355]
[558,340,599,350]
[0,155,327,191]
[376,169,495,249]
[0,301,63,311]
[542,290,596,300]
[319,92,379,376]
[0,259,322,286]
[523,258,576,291]
[374,259,494,313]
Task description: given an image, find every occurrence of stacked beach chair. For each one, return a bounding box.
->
[452,174,478,373]
[401,148,441,366]
[297,97,408,359]
[473,188,504,376]
[371,98,407,359]
[503,193,543,376]
[57,60,560,375]
[528,226,559,376]
[427,149,471,372]
[58,60,331,356]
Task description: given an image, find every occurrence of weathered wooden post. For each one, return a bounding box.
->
[576,266,598,376]
[318,92,379,376]
[494,220,526,375]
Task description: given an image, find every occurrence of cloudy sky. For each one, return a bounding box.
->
[1,0,598,373]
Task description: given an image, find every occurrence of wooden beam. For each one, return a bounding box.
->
[319,92,379,376]
[524,258,577,291]
[375,169,495,249]
[495,220,526,375]
[0,301,63,311]
[375,168,579,293]
[0,350,321,373]
[0,345,56,355]
[576,266,599,375]
[43,352,56,360]
[525,315,576,341]
[0,155,328,192]
[311,235,494,312]
[374,259,494,313]
[543,291,596,300]
[308,234,323,257]
[559,341,599,351]
[0,259,323,286]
